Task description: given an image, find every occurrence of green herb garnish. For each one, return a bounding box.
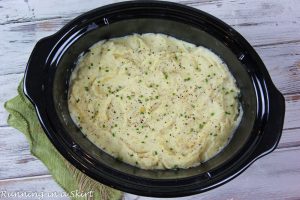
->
[163,71,168,79]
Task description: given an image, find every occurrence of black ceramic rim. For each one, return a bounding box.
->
[23,1,285,197]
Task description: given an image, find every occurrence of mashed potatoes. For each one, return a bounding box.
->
[68,33,241,169]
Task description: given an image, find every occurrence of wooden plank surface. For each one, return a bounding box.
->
[0,127,49,179]
[0,0,300,199]
[1,21,299,93]
[1,147,300,200]
[1,0,299,46]
[0,175,68,200]
[126,147,300,200]
[0,126,299,180]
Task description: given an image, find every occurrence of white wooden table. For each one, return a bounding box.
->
[0,0,299,199]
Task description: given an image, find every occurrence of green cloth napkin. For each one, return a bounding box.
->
[4,81,123,200]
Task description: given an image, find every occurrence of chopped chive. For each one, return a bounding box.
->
[163,71,168,79]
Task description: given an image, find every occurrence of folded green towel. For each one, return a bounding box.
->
[4,81,122,200]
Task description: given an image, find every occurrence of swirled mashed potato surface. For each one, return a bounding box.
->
[68,33,241,169]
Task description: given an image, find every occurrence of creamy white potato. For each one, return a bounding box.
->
[68,33,241,170]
